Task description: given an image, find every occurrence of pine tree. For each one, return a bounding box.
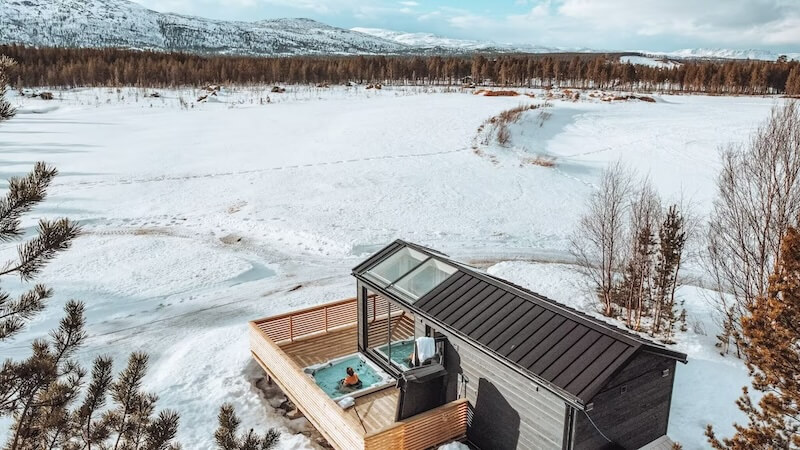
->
[0,55,16,123]
[2,313,181,450]
[613,221,656,330]
[652,205,687,341]
[2,300,87,449]
[787,68,800,96]
[706,225,800,448]
[215,404,280,450]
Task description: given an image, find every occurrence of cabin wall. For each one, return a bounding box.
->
[415,317,567,450]
[572,352,677,450]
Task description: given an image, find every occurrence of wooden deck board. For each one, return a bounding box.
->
[350,387,400,433]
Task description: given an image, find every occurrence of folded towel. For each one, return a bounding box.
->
[337,396,355,409]
[415,336,436,363]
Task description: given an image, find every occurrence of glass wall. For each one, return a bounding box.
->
[364,289,417,372]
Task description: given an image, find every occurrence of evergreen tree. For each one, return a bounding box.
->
[215,404,280,450]
[652,205,687,341]
[613,221,656,330]
[0,55,15,123]
[706,225,800,448]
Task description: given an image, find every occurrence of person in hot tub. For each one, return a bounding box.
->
[340,367,362,390]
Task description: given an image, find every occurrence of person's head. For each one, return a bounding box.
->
[346,367,354,376]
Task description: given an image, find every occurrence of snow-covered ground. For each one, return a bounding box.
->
[620,55,681,68]
[0,85,782,448]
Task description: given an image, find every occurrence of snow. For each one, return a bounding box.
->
[0,85,783,449]
[438,442,470,450]
[0,0,407,56]
[350,27,572,53]
[620,55,680,68]
[647,48,800,61]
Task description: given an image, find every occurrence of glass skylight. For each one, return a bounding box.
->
[365,247,427,285]
[391,258,457,302]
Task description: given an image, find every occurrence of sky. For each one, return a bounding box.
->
[130,0,800,52]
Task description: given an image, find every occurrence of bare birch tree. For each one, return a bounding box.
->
[706,100,800,356]
[571,162,634,317]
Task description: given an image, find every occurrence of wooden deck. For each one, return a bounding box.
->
[249,297,468,450]
[280,315,414,434]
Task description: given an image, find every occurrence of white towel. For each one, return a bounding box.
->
[415,336,436,363]
[337,396,355,409]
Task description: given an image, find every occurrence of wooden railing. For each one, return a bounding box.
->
[254,297,358,344]
[249,322,366,449]
[364,398,470,450]
[253,295,399,344]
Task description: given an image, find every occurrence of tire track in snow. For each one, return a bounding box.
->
[57,147,470,189]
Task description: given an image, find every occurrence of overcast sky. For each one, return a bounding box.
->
[130,0,800,52]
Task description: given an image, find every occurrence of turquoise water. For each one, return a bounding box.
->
[377,340,415,370]
[310,355,385,399]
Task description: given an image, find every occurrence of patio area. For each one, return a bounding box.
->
[249,296,469,449]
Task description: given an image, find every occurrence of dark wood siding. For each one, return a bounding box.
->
[416,317,567,450]
[572,352,677,450]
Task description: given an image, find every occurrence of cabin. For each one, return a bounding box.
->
[249,240,687,449]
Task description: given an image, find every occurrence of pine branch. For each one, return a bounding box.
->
[0,162,59,241]
[145,410,179,450]
[76,356,114,450]
[0,284,53,341]
[214,403,241,450]
[0,55,16,123]
[109,352,149,450]
[1,218,82,281]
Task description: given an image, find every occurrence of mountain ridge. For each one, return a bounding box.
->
[1,0,796,61]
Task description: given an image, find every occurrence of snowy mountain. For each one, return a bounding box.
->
[350,27,569,53]
[0,0,408,56]
[2,0,796,60]
[647,48,800,61]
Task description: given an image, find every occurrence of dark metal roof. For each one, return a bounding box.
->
[353,240,688,406]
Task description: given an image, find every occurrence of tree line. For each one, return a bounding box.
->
[2,45,800,95]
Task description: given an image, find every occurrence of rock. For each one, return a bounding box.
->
[286,408,304,420]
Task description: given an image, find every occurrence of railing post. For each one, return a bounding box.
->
[324,307,329,333]
[288,316,293,343]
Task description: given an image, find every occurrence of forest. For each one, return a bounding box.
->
[2,44,799,95]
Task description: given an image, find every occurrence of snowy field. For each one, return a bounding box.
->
[0,85,782,448]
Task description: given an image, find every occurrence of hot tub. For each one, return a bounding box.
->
[375,339,416,371]
[304,353,394,401]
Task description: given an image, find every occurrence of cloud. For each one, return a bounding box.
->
[550,0,800,46]
[432,0,800,49]
[130,0,800,51]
